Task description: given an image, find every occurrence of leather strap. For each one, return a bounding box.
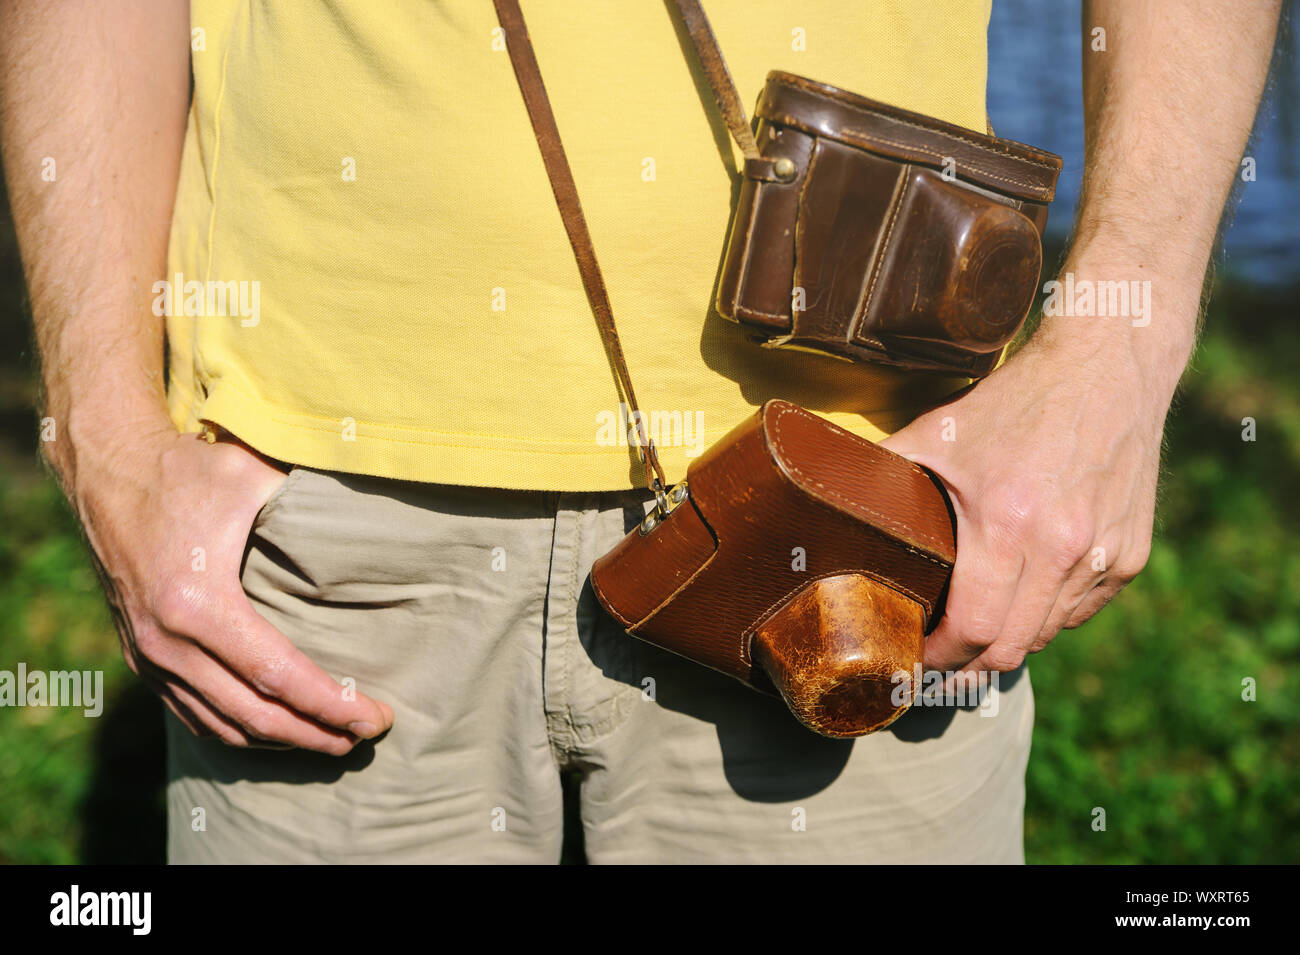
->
[493,0,666,496]
[670,0,782,181]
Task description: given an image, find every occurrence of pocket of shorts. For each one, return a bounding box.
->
[251,465,305,534]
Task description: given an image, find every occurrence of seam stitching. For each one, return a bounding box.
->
[769,404,950,564]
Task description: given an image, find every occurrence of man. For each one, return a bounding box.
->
[0,1,1279,863]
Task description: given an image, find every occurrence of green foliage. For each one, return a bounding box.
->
[0,476,136,864]
[1024,283,1300,863]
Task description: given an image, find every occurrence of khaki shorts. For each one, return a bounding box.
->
[166,466,1034,863]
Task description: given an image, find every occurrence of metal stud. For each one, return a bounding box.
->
[773,157,797,181]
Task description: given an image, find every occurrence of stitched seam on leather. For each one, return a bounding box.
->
[737,304,790,321]
[789,135,821,338]
[775,436,951,564]
[736,175,762,317]
[766,110,1051,195]
[775,77,1059,171]
[856,168,908,336]
[769,404,950,562]
[624,506,725,634]
[744,570,933,641]
[590,568,636,628]
[629,510,744,675]
[839,129,1047,192]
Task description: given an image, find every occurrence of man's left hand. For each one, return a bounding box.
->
[879,325,1176,674]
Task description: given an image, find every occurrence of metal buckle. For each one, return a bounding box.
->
[638,480,689,536]
[654,479,669,516]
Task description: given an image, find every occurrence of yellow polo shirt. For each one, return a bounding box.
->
[166,0,991,490]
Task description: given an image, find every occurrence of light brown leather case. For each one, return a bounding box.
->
[716,72,1063,377]
[590,400,957,737]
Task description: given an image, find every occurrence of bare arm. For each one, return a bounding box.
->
[1,0,183,461]
[0,0,393,751]
[1051,0,1280,400]
[882,0,1281,673]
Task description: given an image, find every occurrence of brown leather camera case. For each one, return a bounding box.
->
[590,400,957,737]
[716,72,1063,377]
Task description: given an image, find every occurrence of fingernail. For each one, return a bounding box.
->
[348,721,378,738]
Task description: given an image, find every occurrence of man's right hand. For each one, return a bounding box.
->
[60,418,395,755]
[0,0,391,755]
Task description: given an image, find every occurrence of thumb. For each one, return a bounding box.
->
[877,416,936,468]
[876,416,963,518]
[878,381,975,462]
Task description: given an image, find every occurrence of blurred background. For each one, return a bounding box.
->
[1,1,1297,863]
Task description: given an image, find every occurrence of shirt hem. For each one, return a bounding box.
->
[178,379,930,492]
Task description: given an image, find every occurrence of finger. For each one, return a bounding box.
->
[172,586,395,737]
[131,653,234,743]
[1062,533,1150,631]
[1064,582,1122,630]
[923,546,1024,672]
[131,641,256,748]
[1030,565,1105,651]
[962,562,1069,674]
[153,681,213,740]
[167,678,295,750]
[165,678,294,750]
[140,626,362,753]
[163,639,363,754]
[161,675,255,748]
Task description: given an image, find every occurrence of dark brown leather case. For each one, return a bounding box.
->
[716,72,1063,377]
[590,400,958,737]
